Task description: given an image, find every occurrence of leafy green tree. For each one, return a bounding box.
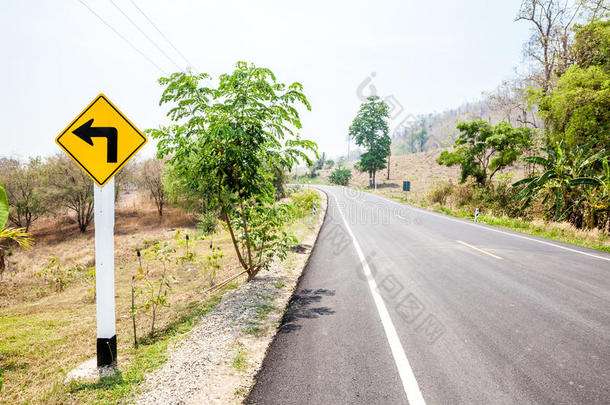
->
[408,128,429,153]
[349,96,391,187]
[437,120,534,186]
[513,142,609,224]
[150,62,317,281]
[532,21,610,150]
[329,167,352,186]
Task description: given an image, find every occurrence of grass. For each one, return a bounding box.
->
[231,345,248,372]
[432,205,610,253]
[64,293,224,404]
[0,189,324,404]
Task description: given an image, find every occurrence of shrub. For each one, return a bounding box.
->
[427,182,454,205]
[291,189,321,217]
[37,258,92,292]
[329,168,352,186]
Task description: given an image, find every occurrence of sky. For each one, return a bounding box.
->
[0,0,531,160]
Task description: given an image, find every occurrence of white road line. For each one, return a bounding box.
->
[333,194,427,405]
[457,240,503,260]
[367,190,610,263]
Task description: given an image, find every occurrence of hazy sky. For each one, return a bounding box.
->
[0,0,531,160]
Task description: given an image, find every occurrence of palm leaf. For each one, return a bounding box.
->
[512,176,537,187]
[522,156,548,166]
[0,186,8,230]
[568,177,601,186]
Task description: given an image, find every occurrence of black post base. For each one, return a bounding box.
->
[97,335,117,367]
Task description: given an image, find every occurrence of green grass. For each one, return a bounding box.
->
[432,205,610,253]
[231,348,248,372]
[64,292,226,404]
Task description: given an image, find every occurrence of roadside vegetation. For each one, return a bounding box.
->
[313,1,610,252]
[0,62,319,403]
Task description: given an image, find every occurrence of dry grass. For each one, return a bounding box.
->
[0,191,246,404]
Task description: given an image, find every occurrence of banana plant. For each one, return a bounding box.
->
[0,185,32,281]
[513,142,608,221]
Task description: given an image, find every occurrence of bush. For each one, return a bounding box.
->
[427,182,454,205]
[329,168,352,186]
[291,188,321,217]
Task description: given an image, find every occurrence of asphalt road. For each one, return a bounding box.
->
[247,185,610,405]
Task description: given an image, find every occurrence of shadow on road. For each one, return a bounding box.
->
[279,288,336,333]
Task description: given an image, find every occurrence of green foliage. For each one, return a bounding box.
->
[513,142,609,223]
[407,128,429,153]
[329,167,352,186]
[136,242,176,335]
[0,186,7,230]
[349,96,391,185]
[202,245,223,286]
[437,120,534,186]
[149,62,317,281]
[291,188,321,216]
[197,211,219,237]
[36,258,92,292]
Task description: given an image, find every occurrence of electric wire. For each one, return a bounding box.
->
[109,0,183,71]
[128,0,196,72]
[78,0,167,75]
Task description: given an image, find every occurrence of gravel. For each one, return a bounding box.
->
[136,189,326,405]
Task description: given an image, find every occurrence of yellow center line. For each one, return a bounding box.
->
[456,240,503,260]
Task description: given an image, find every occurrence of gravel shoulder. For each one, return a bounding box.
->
[135,189,327,404]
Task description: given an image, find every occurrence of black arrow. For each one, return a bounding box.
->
[72,119,118,163]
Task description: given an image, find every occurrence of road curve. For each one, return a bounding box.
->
[247,185,610,404]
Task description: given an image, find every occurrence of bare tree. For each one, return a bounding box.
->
[138,159,167,216]
[516,0,583,93]
[44,155,94,233]
[0,158,47,232]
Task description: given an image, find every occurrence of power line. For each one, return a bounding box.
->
[109,0,183,72]
[128,0,196,72]
[78,0,167,75]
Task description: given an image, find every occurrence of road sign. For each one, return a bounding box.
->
[403,181,411,192]
[56,94,147,187]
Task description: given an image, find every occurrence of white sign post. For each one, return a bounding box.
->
[56,94,147,369]
[94,178,116,366]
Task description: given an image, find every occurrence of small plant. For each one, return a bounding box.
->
[198,211,219,248]
[329,167,352,186]
[138,242,176,336]
[291,189,321,218]
[37,258,91,292]
[202,245,224,286]
[231,345,248,372]
[174,229,195,263]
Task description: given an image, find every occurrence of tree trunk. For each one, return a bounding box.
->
[387,154,391,180]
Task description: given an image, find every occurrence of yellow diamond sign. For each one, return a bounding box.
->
[56,94,147,186]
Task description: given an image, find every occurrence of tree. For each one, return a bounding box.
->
[533,21,610,150]
[0,158,46,232]
[514,142,608,225]
[150,62,317,281]
[138,159,167,216]
[516,0,583,93]
[316,152,327,170]
[44,155,94,233]
[438,120,534,186]
[349,96,391,187]
[329,167,352,186]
